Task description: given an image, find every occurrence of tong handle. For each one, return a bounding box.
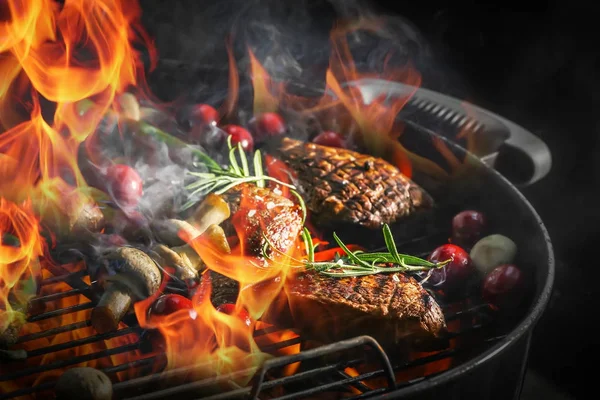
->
[355,78,552,187]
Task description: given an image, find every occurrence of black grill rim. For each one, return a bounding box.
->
[0,84,554,400]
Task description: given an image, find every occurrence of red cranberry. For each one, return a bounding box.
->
[105,164,143,209]
[222,125,254,152]
[149,294,193,316]
[427,244,474,289]
[179,104,218,130]
[215,303,252,327]
[452,210,486,248]
[312,131,345,148]
[482,264,524,309]
[249,112,286,141]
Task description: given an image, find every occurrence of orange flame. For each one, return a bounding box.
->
[0,199,44,334]
[245,17,422,177]
[0,0,150,226]
[134,186,303,384]
[1,0,153,396]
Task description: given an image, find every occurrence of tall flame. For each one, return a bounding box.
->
[0,0,150,217]
[0,199,44,333]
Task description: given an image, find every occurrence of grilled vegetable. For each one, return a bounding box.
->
[249,112,286,141]
[452,210,486,249]
[427,244,474,289]
[0,312,25,349]
[105,164,143,209]
[151,244,198,281]
[178,103,219,131]
[116,92,140,121]
[149,294,193,317]
[151,218,201,247]
[482,264,524,309]
[55,367,112,400]
[185,193,231,234]
[92,248,161,333]
[266,137,432,229]
[222,125,254,152]
[312,131,345,148]
[42,184,105,240]
[470,234,517,275]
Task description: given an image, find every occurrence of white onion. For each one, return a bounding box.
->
[470,234,517,275]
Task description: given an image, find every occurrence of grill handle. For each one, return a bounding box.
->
[354,79,552,187]
[249,335,396,399]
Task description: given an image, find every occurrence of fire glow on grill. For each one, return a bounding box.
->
[0,0,472,397]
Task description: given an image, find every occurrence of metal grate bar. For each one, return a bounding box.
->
[39,270,87,286]
[0,343,139,382]
[32,287,87,303]
[0,382,55,400]
[250,336,396,399]
[26,301,94,322]
[17,320,90,343]
[253,326,298,337]
[26,326,138,358]
[346,388,389,400]
[44,264,93,298]
[336,369,373,393]
[269,369,388,400]
[102,355,162,375]
[120,367,256,400]
[259,337,303,353]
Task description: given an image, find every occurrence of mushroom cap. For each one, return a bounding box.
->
[106,247,161,298]
[55,367,113,400]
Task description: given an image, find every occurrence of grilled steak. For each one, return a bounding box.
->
[266,138,433,229]
[221,183,303,264]
[281,271,447,350]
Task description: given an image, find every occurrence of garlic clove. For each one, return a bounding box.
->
[470,234,517,275]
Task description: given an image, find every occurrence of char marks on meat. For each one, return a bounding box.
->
[268,138,433,229]
[221,183,303,263]
[283,271,447,349]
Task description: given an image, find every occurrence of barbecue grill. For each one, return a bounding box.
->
[0,78,554,400]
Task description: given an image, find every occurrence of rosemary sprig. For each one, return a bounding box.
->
[183,136,306,222]
[263,224,450,278]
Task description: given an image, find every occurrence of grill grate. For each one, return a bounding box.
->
[0,232,504,400]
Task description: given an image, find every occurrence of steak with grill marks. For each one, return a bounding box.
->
[282,271,447,350]
[221,183,303,265]
[266,137,433,229]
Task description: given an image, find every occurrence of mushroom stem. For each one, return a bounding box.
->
[152,218,201,247]
[91,248,161,334]
[92,284,133,333]
[151,244,197,281]
[186,194,231,233]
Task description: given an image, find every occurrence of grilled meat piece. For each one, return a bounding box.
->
[282,271,447,350]
[221,183,303,264]
[267,138,433,229]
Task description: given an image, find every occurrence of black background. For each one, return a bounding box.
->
[371,3,599,398]
[141,1,599,397]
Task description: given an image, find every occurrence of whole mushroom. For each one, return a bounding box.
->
[55,367,112,400]
[91,247,161,334]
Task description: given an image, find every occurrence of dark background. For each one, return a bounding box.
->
[141,1,599,397]
[373,3,599,399]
